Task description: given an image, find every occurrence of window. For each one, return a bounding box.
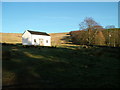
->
[46,40,48,43]
[34,39,36,42]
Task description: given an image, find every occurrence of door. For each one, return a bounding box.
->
[39,39,44,46]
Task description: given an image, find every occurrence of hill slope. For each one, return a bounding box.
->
[0,32,71,46]
[0,33,22,44]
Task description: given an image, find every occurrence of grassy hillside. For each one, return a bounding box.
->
[0,33,22,44]
[2,32,120,88]
[0,32,71,46]
[49,32,71,46]
[2,45,120,88]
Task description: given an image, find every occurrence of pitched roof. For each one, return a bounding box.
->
[27,30,50,36]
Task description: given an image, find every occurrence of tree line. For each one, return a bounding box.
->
[69,17,120,47]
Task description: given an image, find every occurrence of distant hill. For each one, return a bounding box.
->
[0,32,70,46]
[49,32,70,46]
[0,33,22,44]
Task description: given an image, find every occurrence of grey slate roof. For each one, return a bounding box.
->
[27,30,50,36]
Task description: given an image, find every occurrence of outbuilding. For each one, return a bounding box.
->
[22,30,51,46]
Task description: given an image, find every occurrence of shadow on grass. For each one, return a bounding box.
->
[2,45,120,88]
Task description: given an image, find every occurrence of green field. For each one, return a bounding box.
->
[2,44,120,88]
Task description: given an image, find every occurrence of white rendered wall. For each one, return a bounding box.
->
[22,30,32,45]
[31,34,51,46]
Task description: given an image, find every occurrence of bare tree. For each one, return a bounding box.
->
[79,17,99,30]
[79,17,102,45]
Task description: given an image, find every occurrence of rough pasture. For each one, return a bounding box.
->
[2,44,120,88]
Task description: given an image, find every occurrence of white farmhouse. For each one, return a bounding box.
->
[22,30,51,46]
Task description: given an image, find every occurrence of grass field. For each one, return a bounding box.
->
[0,33,22,44]
[2,44,120,88]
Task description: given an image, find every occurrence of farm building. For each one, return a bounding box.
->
[22,30,51,46]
